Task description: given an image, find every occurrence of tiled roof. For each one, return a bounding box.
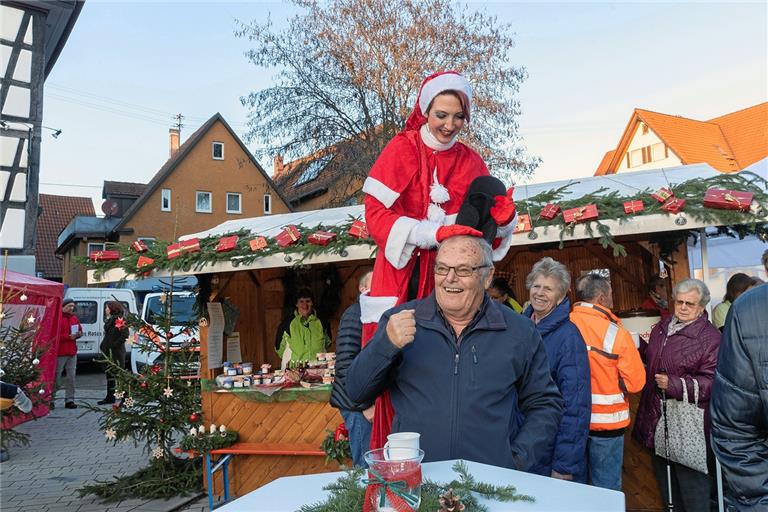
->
[595,102,767,175]
[36,194,95,279]
[273,152,341,206]
[102,180,147,198]
[115,113,292,231]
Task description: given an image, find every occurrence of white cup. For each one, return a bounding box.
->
[384,432,420,461]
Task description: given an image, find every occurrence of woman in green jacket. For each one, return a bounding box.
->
[275,289,330,366]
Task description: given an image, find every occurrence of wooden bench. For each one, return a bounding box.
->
[205,442,326,510]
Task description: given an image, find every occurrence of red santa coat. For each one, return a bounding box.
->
[361,128,491,450]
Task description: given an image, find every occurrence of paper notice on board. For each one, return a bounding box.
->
[207,302,225,368]
[226,332,242,363]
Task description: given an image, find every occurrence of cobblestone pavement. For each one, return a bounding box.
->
[0,365,202,512]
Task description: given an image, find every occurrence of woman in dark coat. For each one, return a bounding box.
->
[98,301,129,405]
[633,278,721,512]
[523,257,591,483]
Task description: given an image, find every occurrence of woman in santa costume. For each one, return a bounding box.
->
[361,71,518,450]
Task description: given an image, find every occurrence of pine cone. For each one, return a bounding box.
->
[438,488,465,512]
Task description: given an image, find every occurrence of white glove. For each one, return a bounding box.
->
[406,220,440,249]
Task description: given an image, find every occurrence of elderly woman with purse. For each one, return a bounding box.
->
[633,278,721,512]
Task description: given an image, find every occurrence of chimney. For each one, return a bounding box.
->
[169,128,180,158]
[273,154,284,176]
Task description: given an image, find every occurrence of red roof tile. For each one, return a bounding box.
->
[36,194,95,279]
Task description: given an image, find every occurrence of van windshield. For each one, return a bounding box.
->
[144,295,196,326]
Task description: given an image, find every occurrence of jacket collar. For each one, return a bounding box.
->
[415,292,507,334]
[572,301,621,323]
[659,310,710,339]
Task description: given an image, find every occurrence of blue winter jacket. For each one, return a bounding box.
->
[347,293,564,471]
[523,297,591,481]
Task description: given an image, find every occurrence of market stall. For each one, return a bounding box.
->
[87,162,767,509]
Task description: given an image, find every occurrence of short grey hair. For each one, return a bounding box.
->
[526,257,571,298]
[673,278,711,307]
[575,273,611,302]
[358,271,373,290]
[437,235,494,279]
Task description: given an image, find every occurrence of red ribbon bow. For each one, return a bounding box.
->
[115,317,127,330]
[334,423,349,442]
[490,188,516,226]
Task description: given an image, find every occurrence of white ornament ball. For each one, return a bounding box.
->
[32,358,40,365]
[20,293,28,302]
[219,424,227,433]
[38,389,45,395]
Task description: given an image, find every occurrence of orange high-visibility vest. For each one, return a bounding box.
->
[570,302,646,431]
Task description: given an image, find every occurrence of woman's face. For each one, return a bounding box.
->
[487,287,508,303]
[673,289,704,323]
[296,297,313,318]
[104,304,111,316]
[529,274,563,318]
[426,93,465,144]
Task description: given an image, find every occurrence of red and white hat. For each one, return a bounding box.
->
[404,71,472,131]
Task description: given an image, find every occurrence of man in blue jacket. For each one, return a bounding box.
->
[347,235,563,470]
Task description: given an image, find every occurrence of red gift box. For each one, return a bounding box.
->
[348,219,369,239]
[215,235,239,253]
[513,214,532,234]
[651,187,673,203]
[249,237,268,252]
[275,225,301,248]
[308,231,337,246]
[623,200,645,214]
[89,250,120,262]
[167,238,201,259]
[661,198,686,214]
[563,204,599,224]
[539,203,561,220]
[703,188,754,212]
[131,240,148,253]
[136,256,154,276]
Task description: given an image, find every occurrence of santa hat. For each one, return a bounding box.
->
[404,71,473,131]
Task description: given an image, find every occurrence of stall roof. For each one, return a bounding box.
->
[89,160,767,283]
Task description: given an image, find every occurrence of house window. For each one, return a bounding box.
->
[196,191,212,213]
[641,122,649,135]
[212,142,224,160]
[87,242,105,255]
[628,149,643,168]
[226,193,242,214]
[651,143,666,162]
[295,154,332,186]
[263,193,272,215]
[161,189,171,211]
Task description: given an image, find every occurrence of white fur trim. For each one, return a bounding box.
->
[360,294,399,324]
[430,168,450,203]
[492,212,518,261]
[419,74,473,115]
[363,177,400,208]
[386,216,420,269]
[444,213,457,225]
[427,203,446,224]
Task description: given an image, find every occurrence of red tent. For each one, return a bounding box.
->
[1,270,63,429]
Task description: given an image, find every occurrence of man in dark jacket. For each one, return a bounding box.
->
[330,271,375,467]
[711,283,768,511]
[347,235,563,470]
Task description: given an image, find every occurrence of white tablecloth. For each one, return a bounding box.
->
[217,459,625,511]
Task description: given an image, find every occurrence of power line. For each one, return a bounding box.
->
[40,182,103,189]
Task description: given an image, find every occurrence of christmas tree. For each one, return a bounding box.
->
[0,263,49,451]
[80,282,205,501]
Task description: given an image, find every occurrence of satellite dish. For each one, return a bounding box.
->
[101,200,119,217]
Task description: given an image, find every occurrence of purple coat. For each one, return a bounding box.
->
[632,312,721,450]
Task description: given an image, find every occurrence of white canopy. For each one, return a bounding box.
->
[89,160,767,283]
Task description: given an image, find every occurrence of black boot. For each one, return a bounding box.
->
[97,397,115,405]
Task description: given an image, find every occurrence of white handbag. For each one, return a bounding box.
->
[654,377,708,474]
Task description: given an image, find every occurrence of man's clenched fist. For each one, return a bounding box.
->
[386,309,417,349]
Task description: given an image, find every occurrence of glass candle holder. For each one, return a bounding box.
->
[363,448,424,512]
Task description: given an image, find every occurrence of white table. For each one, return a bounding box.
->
[217,459,625,511]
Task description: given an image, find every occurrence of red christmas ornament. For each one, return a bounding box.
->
[189,412,200,423]
[112,404,120,411]
[150,365,161,375]
[140,381,148,389]
[334,422,349,442]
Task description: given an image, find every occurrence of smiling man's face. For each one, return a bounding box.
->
[434,237,493,320]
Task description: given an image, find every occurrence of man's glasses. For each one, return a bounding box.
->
[434,264,489,277]
[674,300,699,308]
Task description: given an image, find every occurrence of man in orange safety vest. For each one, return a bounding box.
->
[570,273,645,491]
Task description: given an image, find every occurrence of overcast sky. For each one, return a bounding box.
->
[39,1,767,213]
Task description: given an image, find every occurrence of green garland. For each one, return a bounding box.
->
[298,460,534,512]
[515,171,768,256]
[179,429,238,453]
[83,172,767,278]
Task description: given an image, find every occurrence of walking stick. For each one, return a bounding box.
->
[660,369,674,511]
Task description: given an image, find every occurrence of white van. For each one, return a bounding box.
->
[130,291,199,375]
[63,288,138,364]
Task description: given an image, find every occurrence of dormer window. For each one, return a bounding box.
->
[212,142,224,160]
